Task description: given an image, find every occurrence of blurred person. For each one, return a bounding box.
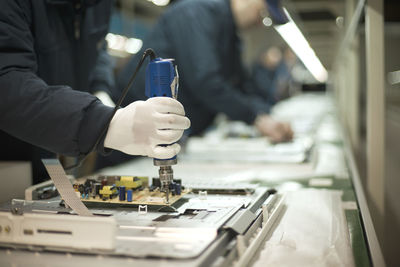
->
[252,46,283,106]
[0,0,190,184]
[117,0,293,144]
[252,46,298,105]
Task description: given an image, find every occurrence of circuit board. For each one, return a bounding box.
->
[81,187,190,207]
[74,175,190,208]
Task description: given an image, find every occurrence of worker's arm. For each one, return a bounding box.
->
[0,0,114,157]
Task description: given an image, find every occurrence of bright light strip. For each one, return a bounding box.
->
[274,9,328,83]
[125,38,143,54]
[152,0,170,6]
[147,0,170,6]
[105,33,143,55]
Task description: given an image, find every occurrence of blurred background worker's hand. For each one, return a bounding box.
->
[104,97,190,159]
[254,114,293,143]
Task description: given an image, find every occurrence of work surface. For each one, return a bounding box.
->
[0,93,380,267]
[96,93,371,267]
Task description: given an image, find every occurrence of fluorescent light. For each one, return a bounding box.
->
[147,0,170,6]
[274,9,328,83]
[153,0,170,6]
[105,33,118,48]
[125,38,143,54]
[106,33,143,55]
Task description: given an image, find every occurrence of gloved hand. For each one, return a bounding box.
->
[254,114,293,143]
[104,97,191,159]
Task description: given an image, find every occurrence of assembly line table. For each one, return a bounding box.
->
[95,93,382,267]
[0,93,384,267]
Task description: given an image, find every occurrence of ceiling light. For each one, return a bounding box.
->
[274,9,328,83]
[148,0,170,6]
[106,33,143,55]
[125,38,143,54]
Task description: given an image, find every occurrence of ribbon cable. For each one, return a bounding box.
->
[42,159,93,216]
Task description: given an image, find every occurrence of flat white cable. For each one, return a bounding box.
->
[42,159,93,216]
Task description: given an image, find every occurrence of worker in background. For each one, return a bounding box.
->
[117,0,293,144]
[0,0,190,184]
[252,46,299,105]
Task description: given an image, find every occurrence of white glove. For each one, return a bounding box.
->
[104,97,191,159]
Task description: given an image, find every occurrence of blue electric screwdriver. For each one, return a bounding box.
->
[145,50,179,204]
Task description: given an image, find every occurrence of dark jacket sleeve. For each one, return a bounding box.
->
[0,0,114,157]
[165,7,270,124]
[88,42,116,95]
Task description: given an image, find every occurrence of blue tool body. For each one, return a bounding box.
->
[145,55,179,204]
[145,57,179,161]
[145,58,177,98]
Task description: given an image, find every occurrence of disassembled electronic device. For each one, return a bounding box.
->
[0,175,284,267]
[0,206,116,252]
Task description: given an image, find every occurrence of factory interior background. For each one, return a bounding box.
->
[0,0,399,266]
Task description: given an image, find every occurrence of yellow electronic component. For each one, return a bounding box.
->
[99,186,117,197]
[137,176,149,187]
[116,176,145,189]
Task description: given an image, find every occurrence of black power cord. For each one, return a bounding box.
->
[63,48,157,171]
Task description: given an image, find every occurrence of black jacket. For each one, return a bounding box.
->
[0,0,115,181]
[117,0,271,136]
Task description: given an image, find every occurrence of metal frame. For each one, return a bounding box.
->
[342,129,386,267]
[334,0,365,152]
[365,0,385,240]
[334,0,386,265]
[337,0,366,56]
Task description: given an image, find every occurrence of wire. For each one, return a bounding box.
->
[63,48,157,171]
